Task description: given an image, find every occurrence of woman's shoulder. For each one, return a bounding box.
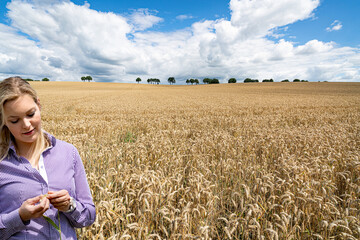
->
[45,132,76,151]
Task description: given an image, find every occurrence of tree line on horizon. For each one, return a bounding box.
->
[20,76,309,83]
[20,76,94,82]
[135,77,309,84]
[21,78,50,82]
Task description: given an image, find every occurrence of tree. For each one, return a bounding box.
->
[293,79,300,82]
[147,78,160,84]
[203,78,220,84]
[136,77,141,83]
[281,79,289,82]
[209,78,219,84]
[42,78,49,81]
[194,79,199,85]
[168,77,175,85]
[203,78,211,84]
[81,76,92,82]
[244,78,258,83]
[86,76,93,82]
[186,79,190,85]
[262,79,274,82]
[228,78,237,83]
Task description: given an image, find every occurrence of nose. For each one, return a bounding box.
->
[22,118,31,129]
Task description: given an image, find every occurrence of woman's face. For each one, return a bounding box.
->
[3,94,41,148]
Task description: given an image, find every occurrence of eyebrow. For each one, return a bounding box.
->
[7,108,37,119]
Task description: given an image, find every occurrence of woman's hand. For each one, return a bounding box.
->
[47,190,72,212]
[19,195,50,222]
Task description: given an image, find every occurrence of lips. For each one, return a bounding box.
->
[23,129,35,135]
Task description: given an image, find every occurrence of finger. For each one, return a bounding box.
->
[20,197,50,221]
[52,203,69,210]
[30,202,47,216]
[52,198,71,209]
[47,190,68,199]
[46,191,57,198]
[41,199,50,213]
[39,197,50,208]
[40,198,50,214]
[40,196,49,206]
[49,195,70,204]
[48,191,70,204]
[51,197,70,211]
[27,195,42,205]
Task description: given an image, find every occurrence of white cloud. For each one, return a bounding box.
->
[296,40,334,55]
[229,0,320,39]
[268,39,294,60]
[0,0,359,83]
[326,20,342,32]
[129,9,163,31]
[176,14,194,21]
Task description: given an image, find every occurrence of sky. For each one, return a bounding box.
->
[0,0,359,83]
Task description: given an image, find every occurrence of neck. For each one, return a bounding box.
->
[16,141,39,169]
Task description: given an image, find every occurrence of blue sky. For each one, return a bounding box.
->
[281,0,360,48]
[70,0,232,28]
[0,0,359,83]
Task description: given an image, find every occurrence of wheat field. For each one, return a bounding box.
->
[32,82,360,239]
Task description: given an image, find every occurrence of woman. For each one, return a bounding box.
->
[0,77,95,239]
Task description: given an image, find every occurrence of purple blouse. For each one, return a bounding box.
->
[0,133,96,239]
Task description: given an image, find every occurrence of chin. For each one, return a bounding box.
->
[22,132,40,143]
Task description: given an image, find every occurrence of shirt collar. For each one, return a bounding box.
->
[44,131,56,148]
[8,139,16,154]
[8,131,55,156]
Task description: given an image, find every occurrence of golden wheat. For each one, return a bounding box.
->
[32,81,360,239]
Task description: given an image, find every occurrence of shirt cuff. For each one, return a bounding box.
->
[63,199,81,220]
[2,209,28,232]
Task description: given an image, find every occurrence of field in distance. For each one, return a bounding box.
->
[32,82,360,239]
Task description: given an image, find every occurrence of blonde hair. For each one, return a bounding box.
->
[0,77,49,161]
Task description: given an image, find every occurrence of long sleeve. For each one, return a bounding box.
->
[63,146,96,228]
[0,152,32,240]
[0,209,27,240]
[0,151,53,240]
[0,134,95,239]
